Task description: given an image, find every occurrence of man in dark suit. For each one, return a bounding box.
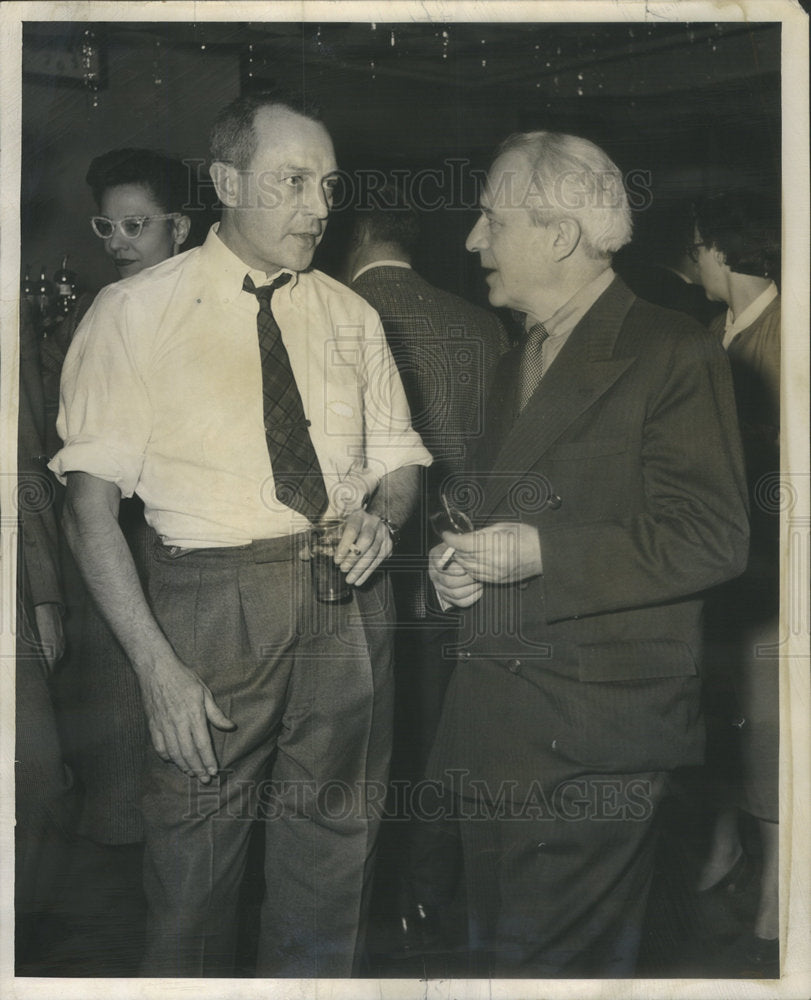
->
[427,131,750,977]
[347,189,509,941]
[615,202,724,327]
[348,188,509,497]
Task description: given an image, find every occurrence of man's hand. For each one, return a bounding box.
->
[139,654,236,783]
[62,472,236,784]
[441,522,543,585]
[334,509,393,586]
[428,544,484,608]
[34,602,65,675]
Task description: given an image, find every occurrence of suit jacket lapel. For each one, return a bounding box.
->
[481,277,637,516]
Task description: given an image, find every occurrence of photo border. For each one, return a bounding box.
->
[1,2,808,998]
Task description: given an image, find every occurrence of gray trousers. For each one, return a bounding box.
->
[140,535,394,977]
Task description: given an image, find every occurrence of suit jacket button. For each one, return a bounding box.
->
[508,658,521,674]
[547,495,563,510]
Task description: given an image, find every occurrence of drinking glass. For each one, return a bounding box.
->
[310,519,351,603]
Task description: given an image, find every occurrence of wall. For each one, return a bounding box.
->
[20,20,781,306]
[22,35,239,294]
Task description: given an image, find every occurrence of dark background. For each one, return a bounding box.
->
[22,19,780,306]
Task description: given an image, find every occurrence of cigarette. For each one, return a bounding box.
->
[438,544,456,569]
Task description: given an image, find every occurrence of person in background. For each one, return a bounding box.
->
[615,201,724,327]
[42,148,196,454]
[15,299,76,967]
[345,185,509,946]
[44,149,197,853]
[50,94,431,977]
[692,190,780,977]
[425,130,749,977]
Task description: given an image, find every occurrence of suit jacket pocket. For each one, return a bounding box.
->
[577,639,697,682]
[556,641,703,774]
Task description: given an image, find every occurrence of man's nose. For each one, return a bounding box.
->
[303,182,331,220]
[466,215,488,253]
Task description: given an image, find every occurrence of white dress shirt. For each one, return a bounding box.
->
[51,226,432,547]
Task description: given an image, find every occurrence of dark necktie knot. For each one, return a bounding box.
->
[243,272,292,303]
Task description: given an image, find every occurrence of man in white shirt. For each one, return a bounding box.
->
[51,95,432,977]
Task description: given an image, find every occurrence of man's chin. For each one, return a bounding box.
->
[284,241,319,272]
[485,283,506,308]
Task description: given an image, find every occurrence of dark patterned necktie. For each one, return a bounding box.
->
[243,273,328,522]
[517,321,550,412]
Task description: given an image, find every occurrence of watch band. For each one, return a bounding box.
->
[378,515,401,546]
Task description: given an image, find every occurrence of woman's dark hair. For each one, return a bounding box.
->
[692,190,781,280]
[86,148,193,213]
[86,147,214,246]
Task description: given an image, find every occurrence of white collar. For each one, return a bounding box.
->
[352,260,412,283]
[526,267,615,339]
[723,282,778,349]
[202,223,299,301]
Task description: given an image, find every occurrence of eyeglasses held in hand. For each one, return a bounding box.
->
[430,504,474,571]
[90,214,180,240]
[429,507,474,538]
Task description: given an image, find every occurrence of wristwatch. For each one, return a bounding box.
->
[378,515,401,547]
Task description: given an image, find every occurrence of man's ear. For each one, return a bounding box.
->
[173,214,192,249]
[210,161,240,208]
[550,218,581,261]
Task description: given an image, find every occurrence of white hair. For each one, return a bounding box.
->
[495,131,633,257]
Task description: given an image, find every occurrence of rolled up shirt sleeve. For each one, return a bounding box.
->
[49,286,150,498]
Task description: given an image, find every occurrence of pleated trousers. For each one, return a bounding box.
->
[139,534,394,977]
